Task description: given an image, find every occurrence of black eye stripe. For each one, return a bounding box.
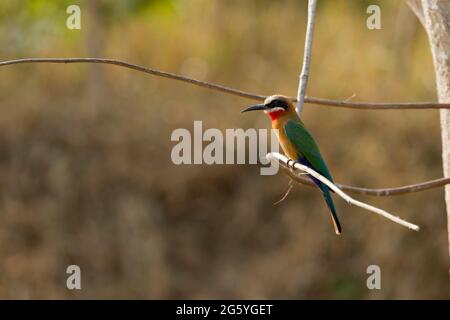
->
[268,99,287,109]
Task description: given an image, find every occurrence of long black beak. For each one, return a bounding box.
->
[241,103,268,113]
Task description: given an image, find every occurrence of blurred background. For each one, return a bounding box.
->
[0,0,448,299]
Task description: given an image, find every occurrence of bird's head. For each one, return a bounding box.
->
[241,95,296,121]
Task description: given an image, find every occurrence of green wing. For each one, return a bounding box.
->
[284,119,333,182]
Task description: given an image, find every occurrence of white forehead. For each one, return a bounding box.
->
[264,95,278,105]
[264,95,287,105]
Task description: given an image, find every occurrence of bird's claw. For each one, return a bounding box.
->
[286,159,299,171]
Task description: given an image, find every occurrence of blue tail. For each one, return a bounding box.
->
[298,156,342,235]
[321,186,342,235]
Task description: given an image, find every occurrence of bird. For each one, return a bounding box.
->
[242,95,342,235]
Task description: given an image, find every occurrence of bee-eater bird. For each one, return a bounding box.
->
[242,95,342,235]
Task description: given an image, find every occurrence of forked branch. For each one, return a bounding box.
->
[267,152,420,231]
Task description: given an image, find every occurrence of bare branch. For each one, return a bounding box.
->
[0,57,266,101]
[273,179,294,205]
[267,152,420,231]
[296,0,318,115]
[303,96,450,110]
[2,57,450,110]
[280,164,450,196]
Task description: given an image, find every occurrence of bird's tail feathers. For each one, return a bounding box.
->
[322,187,342,235]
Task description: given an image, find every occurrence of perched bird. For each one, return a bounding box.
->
[242,95,342,235]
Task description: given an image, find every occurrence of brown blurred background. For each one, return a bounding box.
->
[0,0,448,299]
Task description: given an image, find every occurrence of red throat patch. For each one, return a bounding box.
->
[268,109,284,121]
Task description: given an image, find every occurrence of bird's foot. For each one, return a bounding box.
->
[286,159,299,171]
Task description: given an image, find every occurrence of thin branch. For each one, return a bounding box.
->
[2,57,450,110]
[296,0,318,115]
[267,152,420,231]
[0,57,266,101]
[303,96,450,110]
[273,179,294,205]
[280,164,450,196]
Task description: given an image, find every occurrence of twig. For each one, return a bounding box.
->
[2,57,450,110]
[296,0,318,115]
[273,179,294,205]
[344,93,356,102]
[280,164,450,196]
[267,152,420,231]
[0,58,266,101]
[304,96,450,110]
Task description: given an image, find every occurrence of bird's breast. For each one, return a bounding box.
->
[272,121,299,160]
